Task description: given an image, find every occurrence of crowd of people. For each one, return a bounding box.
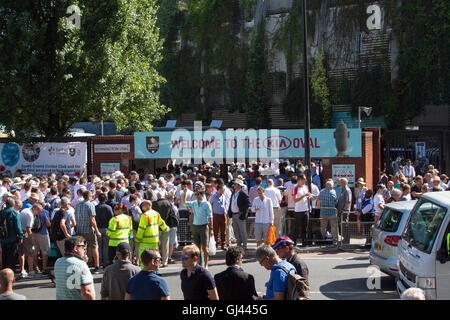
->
[0,157,445,300]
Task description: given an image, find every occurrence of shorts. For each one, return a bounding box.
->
[191,224,209,247]
[32,233,50,256]
[19,233,36,257]
[169,227,178,246]
[79,232,98,249]
[254,223,271,242]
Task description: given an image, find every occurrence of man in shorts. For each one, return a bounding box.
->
[184,190,213,268]
[17,200,35,278]
[251,187,274,247]
[31,204,51,275]
[74,190,101,274]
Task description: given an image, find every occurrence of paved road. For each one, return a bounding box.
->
[13,244,398,300]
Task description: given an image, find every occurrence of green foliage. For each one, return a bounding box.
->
[0,0,168,138]
[310,49,331,128]
[391,0,450,120]
[243,21,269,129]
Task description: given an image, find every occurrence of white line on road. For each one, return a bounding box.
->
[311,291,397,294]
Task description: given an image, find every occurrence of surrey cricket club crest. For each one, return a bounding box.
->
[69,148,76,157]
[146,136,159,154]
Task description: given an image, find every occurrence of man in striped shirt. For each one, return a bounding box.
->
[74,190,101,274]
[54,236,95,300]
[318,180,338,245]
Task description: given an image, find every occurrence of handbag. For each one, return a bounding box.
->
[267,225,276,245]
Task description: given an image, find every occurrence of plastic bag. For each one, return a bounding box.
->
[267,225,276,245]
[209,235,216,256]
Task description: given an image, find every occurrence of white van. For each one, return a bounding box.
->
[397,192,450,300]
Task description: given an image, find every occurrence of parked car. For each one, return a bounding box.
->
[397,192,450,300]
[369,200,417,278]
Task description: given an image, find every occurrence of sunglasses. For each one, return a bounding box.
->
[154,257,162,262]
[180,255,191,261]
[76,244,87,249]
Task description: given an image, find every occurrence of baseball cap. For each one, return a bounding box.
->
[69,176,78,183]
[272,236,295,250]
[10,185,21,191]
[116,242,131,254]
[376,184,386,190]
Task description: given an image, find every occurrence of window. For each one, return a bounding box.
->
[378,208,403,232]
[402,199,447,254]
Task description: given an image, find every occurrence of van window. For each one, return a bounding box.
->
[378,208,403,232]
[402,199,447,254]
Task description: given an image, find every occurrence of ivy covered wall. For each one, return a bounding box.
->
[156,0,449,129]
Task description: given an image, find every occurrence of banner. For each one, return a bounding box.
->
[332,164,356,188]
[135,128,362,161]
[100,163,121,176]
[0,142,87,176]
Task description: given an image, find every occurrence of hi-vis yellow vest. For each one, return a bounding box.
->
[135,209,168,246]
[106,214,132,247]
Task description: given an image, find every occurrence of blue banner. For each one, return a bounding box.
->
[134,128,362,160]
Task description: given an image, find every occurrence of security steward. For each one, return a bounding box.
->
[106,203,133,264]
[135,200,169,268]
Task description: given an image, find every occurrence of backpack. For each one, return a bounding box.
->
[127,208,141,232]
[44,197,59,215]
[276,266,310,300]
[165,206,179,228]
[0,215,9,240]
[49,210,66,242]
[31,214,42,233]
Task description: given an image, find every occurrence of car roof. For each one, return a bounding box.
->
[385,200,417,212]
[421,191,450,206]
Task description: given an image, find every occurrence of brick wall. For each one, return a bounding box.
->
[91,135,134,176]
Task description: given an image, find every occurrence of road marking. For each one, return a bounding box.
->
[311,291,397,294]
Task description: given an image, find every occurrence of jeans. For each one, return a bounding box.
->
[98,228,110,266]
[292,211,308,245]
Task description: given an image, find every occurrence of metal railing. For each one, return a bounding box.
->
[175,209,376,249]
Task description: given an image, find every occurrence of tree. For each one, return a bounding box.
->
[0,0,168,139]
[243,21,269,129]
[310,49,331,128]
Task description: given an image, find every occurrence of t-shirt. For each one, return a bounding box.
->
[19,208,33,232]
[337,186,352,213]
[38,210,51,235]
[287,253,309,279]
[54,254,94,300]
[284,181,295,209]
[374,194,385,216]
[0,293,27,300]
[126,270,169,300]
[410,185,421,200]
[180,264,215,300]
[293,185,309,212]
[265,259,296,300]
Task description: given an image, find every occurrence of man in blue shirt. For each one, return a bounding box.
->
[185,190,213,268]
[31,203,51,274]
[125,249,170,300]
[210,185,229,250]
[255,244,296,300]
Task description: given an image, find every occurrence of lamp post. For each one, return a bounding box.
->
[302,0,311,191]
[358,106,372,128]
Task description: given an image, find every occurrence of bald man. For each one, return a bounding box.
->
[0,268,26,300]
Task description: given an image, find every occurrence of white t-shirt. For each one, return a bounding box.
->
[176,189,194,211]
[19,208,33,232]
[310,183,320,209]
[284,181,295,209]
[264,186,282,208]
[374,193,385,216]
[251,197,274,224]
[293,185,309,212]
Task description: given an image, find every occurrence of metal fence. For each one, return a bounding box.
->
[175,209,376,249]
[339,211,376,248]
